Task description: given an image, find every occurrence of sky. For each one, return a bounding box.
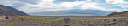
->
[0,0,128,16]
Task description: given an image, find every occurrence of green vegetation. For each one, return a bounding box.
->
[18,16,54,19]
[2,23,11,26]
[17,16,65,21]
[50,17,65,21]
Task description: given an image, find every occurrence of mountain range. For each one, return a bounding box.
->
[107,11,128,17]
[0,4,29,16]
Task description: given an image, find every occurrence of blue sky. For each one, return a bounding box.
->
[0,0,128,16]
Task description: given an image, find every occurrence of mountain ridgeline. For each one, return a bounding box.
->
[0,4,29,16]
[107,11,128,17]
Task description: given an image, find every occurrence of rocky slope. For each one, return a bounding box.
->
[0,4,29,16]
[107,11,128,17]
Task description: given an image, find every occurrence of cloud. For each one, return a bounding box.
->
[55,0,91,2]
[0,0,126,12]
[117,2,128,8]
[18,0,41,5]
[0,0,128,16]
[0,0,17,6]
[106,0,123,4]
[113,1,128,11]
[12,2,26,8]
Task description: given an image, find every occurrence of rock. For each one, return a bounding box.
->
[5,16,9,19]
[0,14,7,20]
[113,19,116,21]
[64,18,70,22]
[107,22,116,25]
[65,25,69,26]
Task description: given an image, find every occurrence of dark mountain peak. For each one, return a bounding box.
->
[107,11,128,17]
[0,4,29,16]
[0,4,3,6]
[122,11,128,12]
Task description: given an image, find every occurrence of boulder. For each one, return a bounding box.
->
[0,14,7,20]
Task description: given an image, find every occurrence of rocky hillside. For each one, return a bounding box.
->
[107,11,128,17]
[0,4,29,16]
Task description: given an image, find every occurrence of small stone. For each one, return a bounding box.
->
[84,21,86,22]
[65,25,69,26]
[5,16,9,19]
[113,19,116,21]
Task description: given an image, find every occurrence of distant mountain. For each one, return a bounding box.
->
[29,9,114,16]
[0,4,29,16]
[107,11,128,17]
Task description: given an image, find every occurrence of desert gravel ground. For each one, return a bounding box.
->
[0,16,128,26]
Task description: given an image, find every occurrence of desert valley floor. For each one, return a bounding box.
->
[0,16,128,26]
